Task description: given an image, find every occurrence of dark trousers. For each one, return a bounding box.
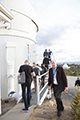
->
[41,75,45,87]
[53,84,64,111]
[30,88,32,99]
[45,64,48,70]
[21,82,31,109]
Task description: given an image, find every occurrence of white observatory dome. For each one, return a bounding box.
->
[1,0,38,22]
[0,0,38,37]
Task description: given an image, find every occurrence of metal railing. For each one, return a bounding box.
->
[37,71,49,105]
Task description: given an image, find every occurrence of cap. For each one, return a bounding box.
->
[24,59,30,63]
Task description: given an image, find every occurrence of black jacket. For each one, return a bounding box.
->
[75,80,80,86]
[43,58,49,65]
[48,66,68,91]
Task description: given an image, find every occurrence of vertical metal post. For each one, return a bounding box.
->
[37,76,39,105]
[0,69,1,115]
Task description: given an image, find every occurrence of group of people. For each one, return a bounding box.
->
[43,49,53,70]
[43,49,52,60]
[32,62,48,91]
[18,49,69,117]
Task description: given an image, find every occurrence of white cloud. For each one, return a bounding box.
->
[29,0,80,63]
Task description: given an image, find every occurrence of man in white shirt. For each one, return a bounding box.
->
[48,60,68,117]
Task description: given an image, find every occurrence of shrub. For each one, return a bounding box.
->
[70,90,80,120]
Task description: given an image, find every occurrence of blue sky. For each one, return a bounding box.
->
[28,0,80,63]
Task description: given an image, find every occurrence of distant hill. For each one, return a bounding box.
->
[57,63,80,76]
[57,61,80,65]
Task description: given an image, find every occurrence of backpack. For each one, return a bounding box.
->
[18,71,25,84]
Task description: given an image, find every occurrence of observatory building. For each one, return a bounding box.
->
[0,0,39,99]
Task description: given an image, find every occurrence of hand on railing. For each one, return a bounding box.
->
[48,86,51,90]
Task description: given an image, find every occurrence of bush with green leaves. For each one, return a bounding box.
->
[70,90,80,120]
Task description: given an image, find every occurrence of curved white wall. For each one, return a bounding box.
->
[0,0,38,41]
[0,0,39,98]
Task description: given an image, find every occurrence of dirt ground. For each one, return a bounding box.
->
[28,89,77,120]
[0,97,17,116]
[28,97,72,120]
[0,89,77,119]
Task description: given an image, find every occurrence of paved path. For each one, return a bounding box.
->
[1,88,76,120]
[0,75,48,120]
[0,76,78,120]
[0,90,37,120]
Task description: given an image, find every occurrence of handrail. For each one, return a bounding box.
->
[39,82,48,94]
[38,71,48,78]
[37,71,49,105]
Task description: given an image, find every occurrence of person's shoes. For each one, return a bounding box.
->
[22,108,28,111]
[57,110,61,116]
[30,97,34,100]
[21,100,24,103]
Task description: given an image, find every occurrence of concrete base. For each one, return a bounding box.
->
[0,103,36,120]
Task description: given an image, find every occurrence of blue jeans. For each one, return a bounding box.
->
[30,88,32,99]
[21,82,31,109]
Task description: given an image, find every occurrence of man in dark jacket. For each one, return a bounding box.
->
[33,64,42,92]
[75,77,80,87]
[48,60,68,116]
[18,59,35,111]
[48,49,52,61]
[43,55,49,70]
[43,49,48,58]
[41,64,47,87]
